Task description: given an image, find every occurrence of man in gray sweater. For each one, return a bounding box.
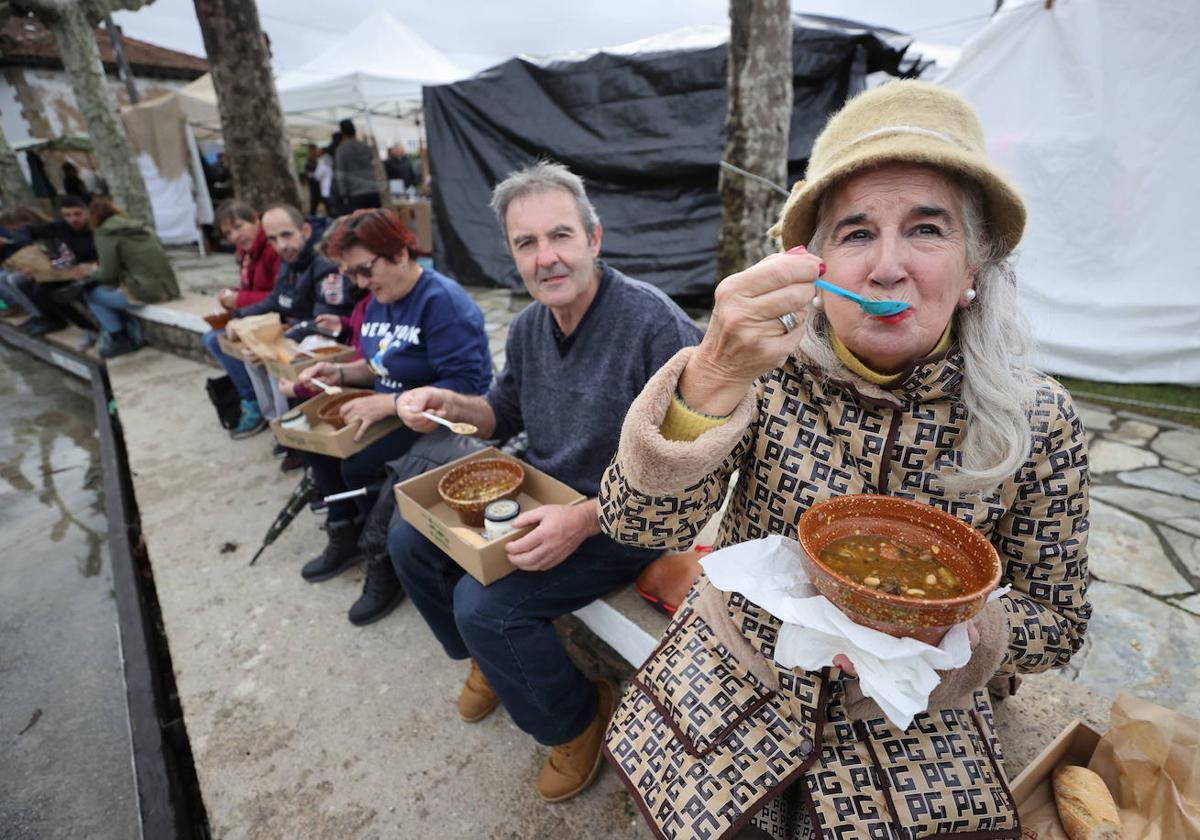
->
[333,119,382,214]
[389,162,700,802]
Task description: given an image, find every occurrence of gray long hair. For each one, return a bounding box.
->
[798,175,1038,496]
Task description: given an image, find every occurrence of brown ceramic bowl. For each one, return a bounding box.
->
[437,458,525,527]
[315,391,371,430]
[796,495,1001,644]
[204,311,231,330]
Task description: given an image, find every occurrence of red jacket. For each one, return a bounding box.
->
[233,227,280,309]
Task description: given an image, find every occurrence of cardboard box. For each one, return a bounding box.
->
[262,343,354,381]
[269,389,401,458]
[393,199,433,254]
[1010,719,1103,824]
[394,447,585,585]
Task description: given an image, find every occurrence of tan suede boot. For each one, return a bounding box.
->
[537,680,615,802]
[457,659,499,722]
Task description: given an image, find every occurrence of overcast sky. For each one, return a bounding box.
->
[112,0,998,77]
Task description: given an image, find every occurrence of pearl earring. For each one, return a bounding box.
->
[962,289,977,303]
[811,292,823,310]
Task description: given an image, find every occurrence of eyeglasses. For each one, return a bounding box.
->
[346,254,381,281]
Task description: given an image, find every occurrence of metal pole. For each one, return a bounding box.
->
[104,16,140,105]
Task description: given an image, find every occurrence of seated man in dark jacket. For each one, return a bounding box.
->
[225,204,360,424]
[0,195,98,337]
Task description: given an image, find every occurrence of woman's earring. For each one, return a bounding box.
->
[811,292,823,310]
[962,288,977,304]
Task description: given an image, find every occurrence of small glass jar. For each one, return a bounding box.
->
[483,499,521,539]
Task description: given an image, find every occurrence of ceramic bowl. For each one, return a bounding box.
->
[314,391,370,430]
[437,458,525,527]
[204,311,231,330]
[796,494,1001,644]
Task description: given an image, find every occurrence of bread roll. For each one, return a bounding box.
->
[1052,765,1122,840]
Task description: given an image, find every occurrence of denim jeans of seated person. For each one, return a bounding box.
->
[387,519,659,746]
[202,328,256,403]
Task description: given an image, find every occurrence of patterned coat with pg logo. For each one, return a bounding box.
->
[597,345,1091,840]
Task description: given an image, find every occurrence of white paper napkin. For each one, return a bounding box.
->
[701,535,1006,730]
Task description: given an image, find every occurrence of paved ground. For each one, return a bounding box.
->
[0,344,139,839]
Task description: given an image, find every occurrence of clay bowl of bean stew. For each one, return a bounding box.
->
[438,458,525,528]
[315,391,371,430]
[797,495,1001,644]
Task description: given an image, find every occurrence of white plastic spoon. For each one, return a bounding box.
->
[421,411,478,436]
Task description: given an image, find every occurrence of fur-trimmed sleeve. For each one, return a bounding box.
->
[598,348,756,550]
[993,382,1092,677]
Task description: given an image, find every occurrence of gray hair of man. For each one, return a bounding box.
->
[797,174,1039,497]
[489,161,600,246]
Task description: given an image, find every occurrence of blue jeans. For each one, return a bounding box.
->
[388,520,659,745]
[202,328,255,403]
[84,285,140,333]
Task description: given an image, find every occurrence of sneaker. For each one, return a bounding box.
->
[347,553,405,626]
[280,452,304,472]
[99,332,138,359]
[271,442,287,458]
[229,400,267,439]
[76,329,99,352]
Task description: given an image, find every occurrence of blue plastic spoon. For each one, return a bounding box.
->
[814,279,910,317]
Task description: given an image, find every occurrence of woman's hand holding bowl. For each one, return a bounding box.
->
[678,247,824,416]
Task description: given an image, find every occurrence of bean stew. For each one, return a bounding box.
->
[818,534,963,599]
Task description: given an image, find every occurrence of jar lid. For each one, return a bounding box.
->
[484,499,520,522]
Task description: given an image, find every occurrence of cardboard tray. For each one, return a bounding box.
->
[393,447,585,585]
[1010,719,1103,824]
[269,389,402,458]
[262,343,354,381]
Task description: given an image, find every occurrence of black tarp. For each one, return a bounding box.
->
[423,14,920,296]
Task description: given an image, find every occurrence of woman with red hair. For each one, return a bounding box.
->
[296,209,493,623]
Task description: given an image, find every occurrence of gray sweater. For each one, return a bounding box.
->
[487,263,701,497]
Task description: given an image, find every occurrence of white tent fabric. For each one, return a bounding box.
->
[939,0,1199,384]
[276,10,464,117]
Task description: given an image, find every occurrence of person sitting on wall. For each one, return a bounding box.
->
[294,209,493,622]
[0,206,55,320]
[78,196,180,358]
[388,161,702,803]
[221,204,360,424]
[200,199,282,439]
[0,195,100,338]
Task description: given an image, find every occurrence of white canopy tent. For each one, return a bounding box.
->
[938,0,1199,385]
[275,10,466,149]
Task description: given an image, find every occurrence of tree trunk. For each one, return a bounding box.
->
[716,0,792,280]
[49,2,153,224]
[0,121,37,208]
[193,0,302,210]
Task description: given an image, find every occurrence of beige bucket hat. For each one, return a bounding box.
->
[771,80,1026,256]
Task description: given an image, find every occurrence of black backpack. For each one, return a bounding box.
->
[205,375,241,430]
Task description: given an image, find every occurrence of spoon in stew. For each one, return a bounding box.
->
[814,279,910,317]
[421,411,478,436]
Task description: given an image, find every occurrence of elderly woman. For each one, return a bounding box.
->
[598,81,1090,839]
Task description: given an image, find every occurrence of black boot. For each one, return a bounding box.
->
[347,552,405,626]
[301,518,363,582]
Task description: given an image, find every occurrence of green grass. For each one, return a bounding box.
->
[1054,376,1200,428]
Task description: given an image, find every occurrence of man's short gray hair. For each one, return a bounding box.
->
[489,161,600,244]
